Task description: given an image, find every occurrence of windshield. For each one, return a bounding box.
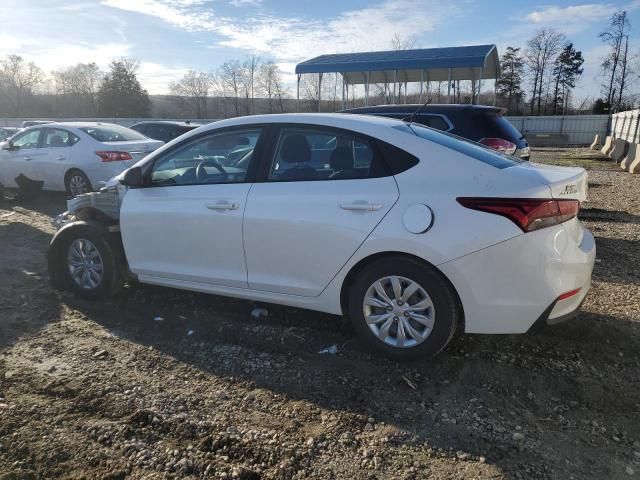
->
[80,125,147,142]
[396,122,524,169]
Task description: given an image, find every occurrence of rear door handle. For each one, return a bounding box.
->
[23,157,32,161]
[56,156,65,161]
[206,202,239,211]
[340,202,383,212]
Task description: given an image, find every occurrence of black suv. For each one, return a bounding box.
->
[130,121,201,143]
[342,104,530,160]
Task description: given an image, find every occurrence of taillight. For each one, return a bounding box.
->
[96,151,132,162]
[457,198,580,232]
[478,137,517,155]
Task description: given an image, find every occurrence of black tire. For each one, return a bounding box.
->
[347,256,460,360]
[65,169,93,197]
[48,222,124,299]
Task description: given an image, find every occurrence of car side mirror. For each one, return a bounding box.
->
[2,142,16,151]
[120,166,143,187]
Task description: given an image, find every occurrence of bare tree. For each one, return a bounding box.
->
[169,70,212,118]
[243,55,260,115]
[0,55,44,116]
[599,10,631,108]
[258,62,285,113]
[52,63,102,115]
[218,60,243,116]
[525,28,565,115]
[391,32,416,51]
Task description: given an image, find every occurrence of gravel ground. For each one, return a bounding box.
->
[1,148,639,480]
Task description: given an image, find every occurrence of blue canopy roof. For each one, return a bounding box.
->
[295,45,499,84]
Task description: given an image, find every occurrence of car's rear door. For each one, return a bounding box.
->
[243,124,399,297]
[120,126,265,288]
[37,127,80,190]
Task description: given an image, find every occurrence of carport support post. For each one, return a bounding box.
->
[365,71,370,107]
[317,73,323,112]
[447,67,452,104]
[478,67,483,105]
[393,70,397,103]
[341,74,345,110]
[419,69,424,102]
[296,74,301,112]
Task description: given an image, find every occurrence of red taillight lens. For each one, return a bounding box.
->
[478,137,517,155]
[96,151,132,162]
[557,288,581,301]
[457,197,580,232]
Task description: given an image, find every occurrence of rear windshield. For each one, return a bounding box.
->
[80,125,146,142]
[397,122,523,169]
[474,113,524,142]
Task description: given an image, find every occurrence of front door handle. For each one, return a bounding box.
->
[340,202,383,212]
[56,155,65,161]
[23,157,32,161]
[206,202,239,211]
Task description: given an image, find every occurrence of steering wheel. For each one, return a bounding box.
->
[196,159,227,182]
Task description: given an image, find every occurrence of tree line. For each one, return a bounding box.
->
[496,9,637,115]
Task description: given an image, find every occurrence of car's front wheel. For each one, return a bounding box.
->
[48,223,124,299]
[348,256,460,360]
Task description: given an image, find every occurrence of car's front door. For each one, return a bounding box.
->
[243,125,399,297]
[0,128,45,188]
[120,127,264,288]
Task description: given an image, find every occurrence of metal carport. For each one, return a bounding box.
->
[294,44,500,111]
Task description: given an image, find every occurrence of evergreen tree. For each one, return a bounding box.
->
[551,44,584,114]
[97,60,150,117]
[496,47,525,113]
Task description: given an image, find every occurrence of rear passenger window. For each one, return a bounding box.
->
[267,127,389,181]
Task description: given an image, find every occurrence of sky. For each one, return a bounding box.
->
[1,0,639,101]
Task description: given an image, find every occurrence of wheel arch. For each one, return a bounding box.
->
[339,251,465,331]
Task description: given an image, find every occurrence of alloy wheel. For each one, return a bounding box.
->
[67,238,104,290]
[362,275,435,348]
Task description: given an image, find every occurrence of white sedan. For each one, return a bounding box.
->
[0,122,163,196]
[48,113,595,359]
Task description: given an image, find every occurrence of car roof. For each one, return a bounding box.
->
[202,113,403,130]
[29,122,127,129]
[131,120,202,127]
[341,104,504,114]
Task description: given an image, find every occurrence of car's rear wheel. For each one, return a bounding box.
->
[65,169,92,196]
[348,256,459,360]
[48,223,124,299]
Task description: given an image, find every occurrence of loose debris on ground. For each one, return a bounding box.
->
[0,147,639,479]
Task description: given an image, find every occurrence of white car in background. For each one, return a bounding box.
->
[48,113,595,360]
[0,122,163,196]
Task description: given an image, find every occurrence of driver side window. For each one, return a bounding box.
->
[11,129,42,149]
[150,128,262,186]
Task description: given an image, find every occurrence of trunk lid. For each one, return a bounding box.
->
[100,139,164,165]
[513,162,588,202]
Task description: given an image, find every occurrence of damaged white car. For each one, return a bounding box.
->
[48,113,595,359]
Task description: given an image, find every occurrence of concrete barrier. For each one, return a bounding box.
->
[628,144,640,174]
[620,143,637,170]
[609,138,629,162]
[590,134,601,150]
[601,136,614,156]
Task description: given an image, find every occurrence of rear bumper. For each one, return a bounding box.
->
[438,222,596,334]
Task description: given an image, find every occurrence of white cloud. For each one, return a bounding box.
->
[525,3,617,27]
[101,0,216,30]
[137,61,190,94]
[229,0,263,6]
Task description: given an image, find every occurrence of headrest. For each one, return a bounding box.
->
[280,134,311,164]
[330,146,354,171]
[50,135,65,147]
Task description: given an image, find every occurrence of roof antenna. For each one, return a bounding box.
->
[402,97,432,123]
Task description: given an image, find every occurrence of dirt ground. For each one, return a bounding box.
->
[1,147,639,480]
